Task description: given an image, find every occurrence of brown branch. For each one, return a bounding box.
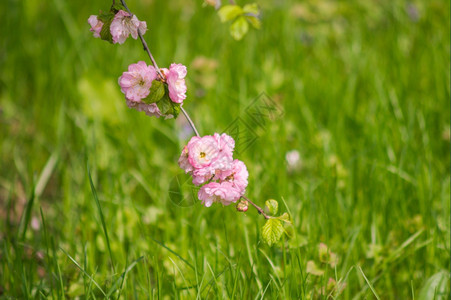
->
[241,195,271,219]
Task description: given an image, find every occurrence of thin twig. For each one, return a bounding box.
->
[137,29,164,79]
[120,0,163,79]
[241,195,271,219]
[181,107,200,137]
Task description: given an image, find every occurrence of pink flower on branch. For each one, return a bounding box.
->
[126,100,162,118]
[110,10,147,44]
[178,146,193,173]
[118,61,157,102]
[88,3,290,243]
[217,159,249,193]
[214,133,235,160]
[88,15,103,38]
[185,134,234,175]
[162,64,187,104]
[187,135,220,169]
[179,133,248,207]
[198,181,242,207]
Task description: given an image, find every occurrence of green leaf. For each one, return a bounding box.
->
[111,3,126,13]
[242,3,259,15]
[97,11,114,23]
[229,16,249,40]
[156,95,172,115]
[278,212,291,223]
[172,103,181,118]
[218,5,243,23]
[155,92,182,119]
[265,199,278,215]
[142,80,165,104]
[246,15,261,29]
[99,13,114,43]
[262,218,284,246]
[418,270,450,300]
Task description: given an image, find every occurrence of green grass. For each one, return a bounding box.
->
[0,0,449,298]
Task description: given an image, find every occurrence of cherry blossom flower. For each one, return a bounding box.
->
[214,133,235,161]
[119,61,157,102]
[198,181,242,207]
[187,135,220,169]
[191,166,216,185]
[185,134,234,178]
[126,100,162,118]
[110,10,147,44]
[218,159,249,193]
[88,15,103,38]
[179,133,248,206]
[162,64,187,103]
[178,146,193,173]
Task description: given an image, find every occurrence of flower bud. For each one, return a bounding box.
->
[236,200,249,212]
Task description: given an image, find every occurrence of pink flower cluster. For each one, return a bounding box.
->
[118,61,187,117]
[118,61,161,117]
[88,10,147,44]
[179,134,249,207]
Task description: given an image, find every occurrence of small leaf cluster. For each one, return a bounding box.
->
[261,199,291,246]
[143,80,181,118]
[217,4,261,40]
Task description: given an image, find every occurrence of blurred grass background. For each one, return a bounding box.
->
[0,0,450,298]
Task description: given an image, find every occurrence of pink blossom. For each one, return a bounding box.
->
[178,146,193,173]
[119,61,157,102]
[180,134,236,186]
[163,64,187,103]
[214,133,235,159]
[110,10,147,44]
[192,167,215,185]
[178,134,242,204]
[218,159,249,193]
[88,15,103,38]
[126,100,162,118]
[187,135,219,169]
[198,181,241,207]
[209,133,235,171]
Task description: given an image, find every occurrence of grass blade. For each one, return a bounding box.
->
[19,185,35,241]
[60,247,106,297]
[35,152,59,197]
[106,256,144,299]
[87,164,115,273]
[357,266,380,300]
[149,237,196,272]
